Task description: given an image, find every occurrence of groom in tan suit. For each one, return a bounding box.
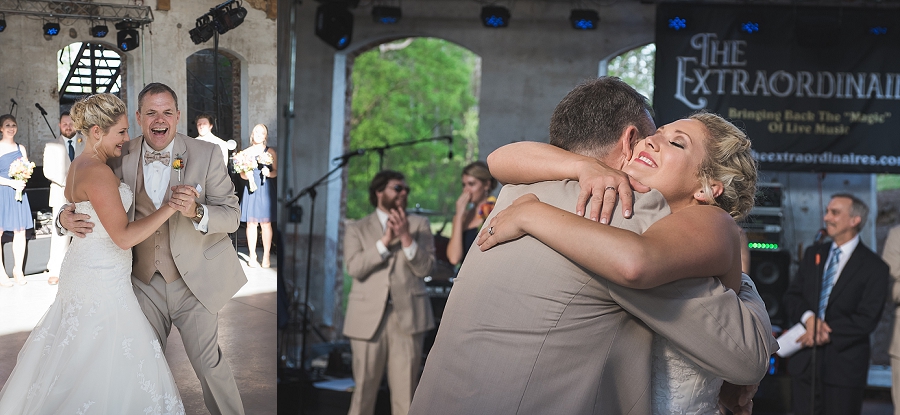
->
[343,170,435,415]
[410,77,778,414]
[61,83,246,415]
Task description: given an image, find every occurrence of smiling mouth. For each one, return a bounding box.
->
[636,153,657,167]
[150,127,168,136]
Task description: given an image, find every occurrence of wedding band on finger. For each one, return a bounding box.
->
[604,186,616,192]
[488,226,494,236]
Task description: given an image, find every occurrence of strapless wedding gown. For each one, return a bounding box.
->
[0,183,185,415]
[651,335,723,414]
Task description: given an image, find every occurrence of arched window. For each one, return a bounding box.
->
[185,49,240,143]
[57,42,123,110]
[606,43,656,104]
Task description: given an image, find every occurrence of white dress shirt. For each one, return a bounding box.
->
[142,140,210,232]
[801,234,861,324]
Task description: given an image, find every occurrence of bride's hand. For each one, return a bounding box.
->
[573,159,649,224]
[477,193,540,251]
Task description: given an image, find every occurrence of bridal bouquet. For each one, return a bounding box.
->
[8,157,35,202]
[256,152,274,184]
[233,150,258,192]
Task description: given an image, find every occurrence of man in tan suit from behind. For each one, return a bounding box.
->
[343,170,435,415]
[410,77,777,415]
[61,83,247,415]
[882,224,900,415]
[43,111,84,285]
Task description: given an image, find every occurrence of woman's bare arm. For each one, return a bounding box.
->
[487,141,649,223]
[478,194,743,291]
[75,163,176,250]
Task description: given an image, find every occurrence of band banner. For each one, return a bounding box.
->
[653,3,900,173]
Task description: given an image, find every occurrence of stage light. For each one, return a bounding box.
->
[741,21,759,34]
[43,22,60,36]
[115,20,141,51]
[570,9,599,30]
[315,3,353,50]
[189,15,215,44]
[481,6,510,28]
[668,16,686,31]
[212,0,248,35]
[91,24,109,38]
[870,26,888,35]
[372,6,401,24]
[0,19,6,33]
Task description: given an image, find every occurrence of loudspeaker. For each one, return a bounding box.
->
[750,250,791,328]
[315,3,353,50]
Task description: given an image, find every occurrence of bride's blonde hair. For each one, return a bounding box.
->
[70,94,127,153]
[691,111,757,221]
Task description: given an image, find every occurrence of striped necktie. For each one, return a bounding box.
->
[818,246,841,319]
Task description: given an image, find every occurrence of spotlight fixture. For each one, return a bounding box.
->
[115,19,141,51]
[372,6,401,24]
[43,22,61,36]
[189,14,215,44]
[481,6,510,28]
[91,24,109,38]
[211,0,248,35]
[569,9,599,30]
[315,3,353,50]
[0,13,6,33]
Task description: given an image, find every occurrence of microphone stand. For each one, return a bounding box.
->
[360,136,452,171]
[36,105,56,138]
[282,154,359,379]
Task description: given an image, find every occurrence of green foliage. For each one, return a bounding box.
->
[346,38,480,221]
[877,174,900,191]
[607,43,656,105]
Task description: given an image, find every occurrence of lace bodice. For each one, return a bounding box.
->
[57,182,134,302]
[651,335,723,415]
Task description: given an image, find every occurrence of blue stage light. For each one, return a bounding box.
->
[43,22,60,36]
[870,26,888,35]
[570,9,599,30]
[91,25,109,38]
[668,17,686,31]
[0,19,6,33]
[741,21,759,33]
[372,6,401,24]
[481,6,510,28]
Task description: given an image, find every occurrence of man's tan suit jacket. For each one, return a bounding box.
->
[410,181,778,415]
[110,132,246,314]
[343,212,436,340]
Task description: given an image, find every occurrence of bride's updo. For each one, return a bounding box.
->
[69,93,127,138]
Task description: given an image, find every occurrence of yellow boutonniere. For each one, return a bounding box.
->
[76,137,83,144]
[172,154,185,181]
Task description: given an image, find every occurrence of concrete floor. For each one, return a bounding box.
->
[0,247,276,415]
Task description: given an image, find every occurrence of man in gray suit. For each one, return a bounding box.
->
[343,170,435,415]
[409,77,777,415]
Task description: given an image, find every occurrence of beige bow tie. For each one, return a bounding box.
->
[144,150,170,166]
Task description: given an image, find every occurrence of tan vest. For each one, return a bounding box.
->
[133,166,181,284]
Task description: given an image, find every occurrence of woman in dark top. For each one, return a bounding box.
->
[446,161,497,266]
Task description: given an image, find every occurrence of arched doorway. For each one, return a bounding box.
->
[603,43,656,104]
[185,49,241,144]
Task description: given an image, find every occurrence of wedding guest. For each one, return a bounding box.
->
[446,161,497,266]
[239,124,277,268]
[0,114,33,286]
[43,111,85,285]
[344,170,435,415]
[194,113,230,165]
[784,194,888,415]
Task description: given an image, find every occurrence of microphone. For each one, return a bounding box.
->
[35,103,47,116]
[333,149,365,164]
[10,98,18,106]
[446,136,453,159]
[813,228,828,245]
[225,139,238,150]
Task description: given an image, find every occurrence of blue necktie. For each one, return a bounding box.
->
[67,140,75,161]
[818,247,841,319]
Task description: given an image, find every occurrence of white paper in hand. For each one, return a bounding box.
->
[776,322,807,358]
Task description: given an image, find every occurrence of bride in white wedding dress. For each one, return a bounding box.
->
[0,94,184,414]
[480,112,762,414]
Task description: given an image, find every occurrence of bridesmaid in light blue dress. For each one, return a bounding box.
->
[0,114,33,286]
